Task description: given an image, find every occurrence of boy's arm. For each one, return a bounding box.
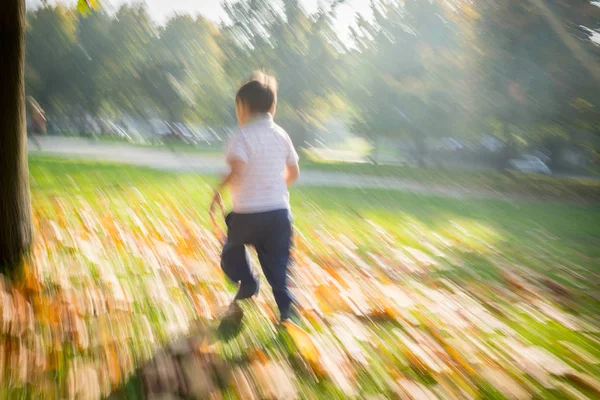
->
[284,134,300,186]
[211,135,248,213]
[284,162,300,186]
[209,159,244,214]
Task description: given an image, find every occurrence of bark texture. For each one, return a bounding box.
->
[0,0,33,271]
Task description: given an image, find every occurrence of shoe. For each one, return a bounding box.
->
[234,277,260,301]
[279,303,302,326]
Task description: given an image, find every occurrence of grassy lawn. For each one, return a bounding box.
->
[5,155,599,398]
[300,158,600,203]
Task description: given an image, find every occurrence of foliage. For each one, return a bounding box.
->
[24,0,600,157]
[222,0,349,144]
[349,0,467,142]
[76,0,100,16]
[25,5,78,114]
[26,3,232,127]
[471,0,600,166]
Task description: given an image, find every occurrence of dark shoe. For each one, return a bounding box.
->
[279,303,301,326]
[234,277,260,301]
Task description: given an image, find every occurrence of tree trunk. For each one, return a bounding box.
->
[0,0,33,272]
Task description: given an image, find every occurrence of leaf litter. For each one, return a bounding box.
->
[0,182,598,399]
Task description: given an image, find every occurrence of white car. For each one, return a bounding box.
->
[508,155,551,175]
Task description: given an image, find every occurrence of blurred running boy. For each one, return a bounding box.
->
[210,72,300,322]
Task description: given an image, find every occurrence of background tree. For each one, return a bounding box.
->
[69,9,113,130]
[15,0,600,171]
[108,4,158,118]
[348,0,466,165]
[25,4,78,116]
[471,0,600,169]
[151,14,233,125]
[223,0,348,146]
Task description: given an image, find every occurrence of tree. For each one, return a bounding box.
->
[471,0,600,169]
[70,9,113,122]
[106,4,159,118]
[223,0,348,145]
[25,5,78,116]
[0,0,33,271]
[149,14,233,125]
[348,0,466,165]
[0,0,99,272]
[16,0,599,174]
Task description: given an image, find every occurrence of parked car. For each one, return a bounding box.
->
[508,155,552,175]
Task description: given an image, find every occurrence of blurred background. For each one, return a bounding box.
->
[23,0,600,176]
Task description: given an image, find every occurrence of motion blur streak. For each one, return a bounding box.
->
[5,0,600,398]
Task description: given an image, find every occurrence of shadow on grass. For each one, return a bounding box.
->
[107,318,228,400]
[216,304,245,342]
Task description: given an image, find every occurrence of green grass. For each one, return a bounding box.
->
[300,158,600,203]
[28,154,600,296]
[30,155,600,250]
[28,155,600,305]
[22,155,600,398]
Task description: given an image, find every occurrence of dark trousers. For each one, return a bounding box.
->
[221,209,293,319]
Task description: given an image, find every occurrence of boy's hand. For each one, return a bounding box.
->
[209,191,223,217]
[209,191,226,243]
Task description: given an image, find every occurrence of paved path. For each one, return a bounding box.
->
[27,137,514,201]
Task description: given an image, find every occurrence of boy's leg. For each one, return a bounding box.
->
[221,213,258,300]
[256,210,293,320]
[221,242,253,282]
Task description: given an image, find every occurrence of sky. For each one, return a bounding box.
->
[26,0,373,43]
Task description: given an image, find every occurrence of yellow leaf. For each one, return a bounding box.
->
[105,345,121,387]
[282,321,324,375]
[77,0,99,16]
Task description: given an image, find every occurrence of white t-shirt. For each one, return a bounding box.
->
[226,113,299,213]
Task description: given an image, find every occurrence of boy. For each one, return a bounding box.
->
[210,72,300,322]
